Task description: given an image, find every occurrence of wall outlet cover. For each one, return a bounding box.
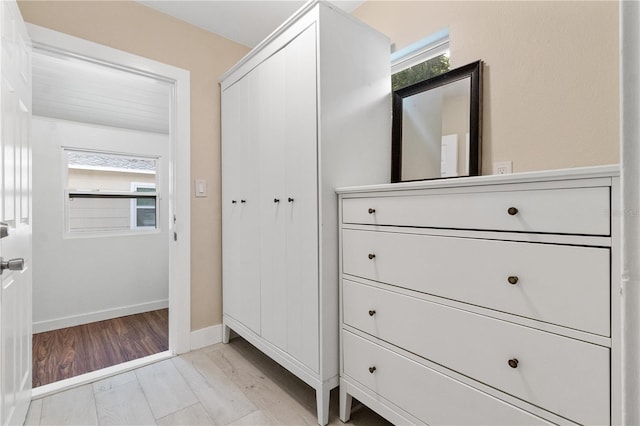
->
[493,161,513,175]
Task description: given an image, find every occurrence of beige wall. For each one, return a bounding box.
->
[354,1,619,173]
[18,1,250,331]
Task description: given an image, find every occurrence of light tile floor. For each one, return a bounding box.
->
[25,337,391,426]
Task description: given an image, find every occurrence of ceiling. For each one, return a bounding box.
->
[135,0,365,48]
[33,50,171,134]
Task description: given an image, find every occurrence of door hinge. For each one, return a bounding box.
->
[174,231,178,242]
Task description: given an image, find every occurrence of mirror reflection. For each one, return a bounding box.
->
[401,77,470,180]
[391,61,482,182]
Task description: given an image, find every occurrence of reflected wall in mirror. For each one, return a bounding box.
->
[391,60,482,182]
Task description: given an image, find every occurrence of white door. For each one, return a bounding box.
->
[221,75,261,334]
[0,1,32,425]
[282,25,319,372]
[258,46,287,350]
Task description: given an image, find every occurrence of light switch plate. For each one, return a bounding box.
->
[195,179,207,197]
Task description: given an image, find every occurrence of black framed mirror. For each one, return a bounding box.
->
[391,60,483,182]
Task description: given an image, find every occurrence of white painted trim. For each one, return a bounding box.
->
[26,24,191,355]
[390,28,449,74]
[190,324,223,351]
[31,351,172,400]
[32,300,169,334]
[620,1,640,424]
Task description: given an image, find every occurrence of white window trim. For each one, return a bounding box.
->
[391,28,450,74]
[130,181,157,230]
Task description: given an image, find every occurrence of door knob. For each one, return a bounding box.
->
[0,258,24,274]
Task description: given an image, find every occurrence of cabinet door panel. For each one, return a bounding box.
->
[283,25,320,372]
[259,44,288,350]
[222,76,261,334]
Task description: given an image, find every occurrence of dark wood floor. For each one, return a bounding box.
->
[32,309,168,388]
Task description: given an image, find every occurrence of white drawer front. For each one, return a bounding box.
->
[342,331,554,426]
[342,280,610,425]
[343,229,610,336]
[342,186,610,235]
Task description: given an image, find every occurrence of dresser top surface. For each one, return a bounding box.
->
[336,164,620,195]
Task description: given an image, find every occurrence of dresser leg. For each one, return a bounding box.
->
[316,384,330,425]
[339,385,352,423]
[222,324,231,344]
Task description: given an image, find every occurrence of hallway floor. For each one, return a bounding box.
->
[32,309,169,387]
[25,337,390,426]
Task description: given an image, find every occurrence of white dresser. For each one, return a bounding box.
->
[220,1,390,424]
[337,166,621,425]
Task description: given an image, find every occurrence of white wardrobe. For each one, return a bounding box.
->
[219,2,390,424]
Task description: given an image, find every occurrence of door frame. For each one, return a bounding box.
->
[27,24,191,391]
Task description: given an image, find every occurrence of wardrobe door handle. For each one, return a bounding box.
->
[368,253,376,260]
[507,207,519,216]
[508,276,519,285]
[368,366,376,374]
[288,197,295,203]
[274,198,280,203]
[368,208,376,214]
[508,358,519,369]
[231,200,237,204]
[368,310,376,316]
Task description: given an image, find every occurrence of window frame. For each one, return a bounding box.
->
[391,28,450,74]
[130,182,158,230]
[63,149,160,238]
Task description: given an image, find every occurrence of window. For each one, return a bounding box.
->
[65,150,158,234]
[131,183,156,229]
[391,28,450,91]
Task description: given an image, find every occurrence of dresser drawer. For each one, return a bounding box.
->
[342,186,610,235]
[342,229,610,336]
[342,280,610,425]
[342,331,553,425]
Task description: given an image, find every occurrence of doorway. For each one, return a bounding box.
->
[27,24,191,394]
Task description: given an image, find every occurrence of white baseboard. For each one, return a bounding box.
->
[190,324,223,351]
[32,300,169,333]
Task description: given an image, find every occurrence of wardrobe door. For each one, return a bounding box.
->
[283,25,320,372]
[221,75,261,334]
[258,48,288,350]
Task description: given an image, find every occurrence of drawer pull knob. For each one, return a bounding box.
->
[507,276,519,285]
[241,199,246,204]
[368,208,376,214]
[368,366,377,374]
[274,198,280,203]
[507,207,519,216]
[368,253,376,260]
[508,358,519,369]
[288,197,294,203]
[368,310,376,316]
[232,200,237,204]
